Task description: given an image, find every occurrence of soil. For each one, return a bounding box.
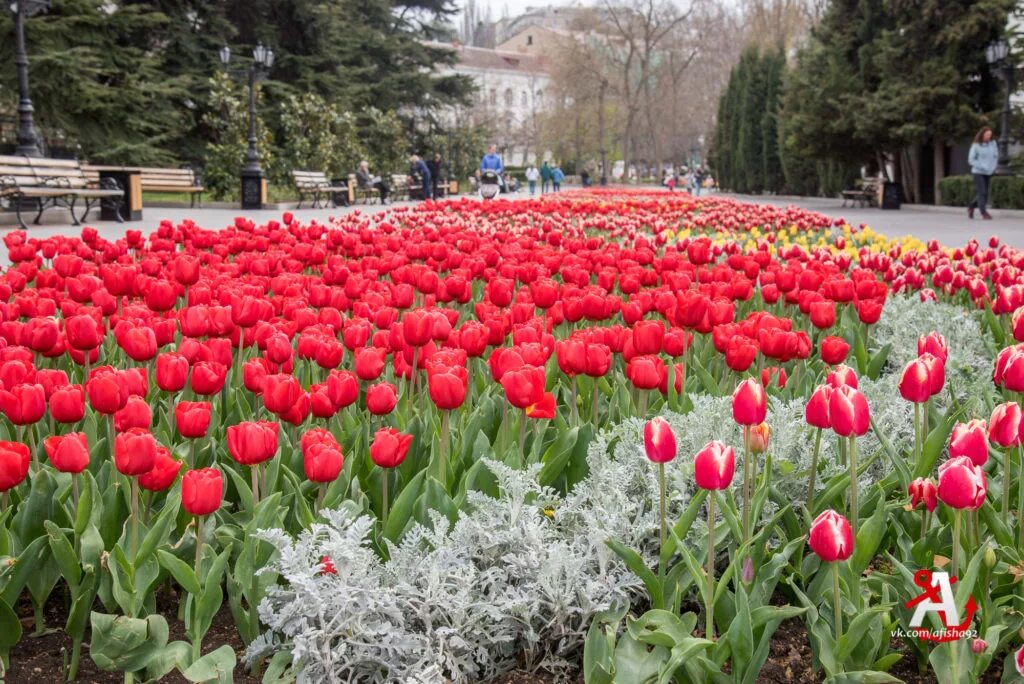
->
[6,589,260,684]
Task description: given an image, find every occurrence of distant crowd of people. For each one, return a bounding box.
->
[663,167,709,195]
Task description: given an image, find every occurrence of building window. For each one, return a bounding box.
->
[504,88,513,108]
[489,89,497,106]
[527,35,533,45]
[521,91,528,107]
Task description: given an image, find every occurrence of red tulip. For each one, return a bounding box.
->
[327,369,359,408]
[828,385,869,437]
[65,314,104,350]
[114,396,152,432]
[808,301,836,329]
[907,477,938,512]
[919,353,945,395]
[301,429,344,483]
[732,379,766,426]
[156,353,189,392]
[643,416,676,463]
[114,428,158,476]
[988,402,1022,448]
[937,456,986,510]
[87,368,129,414]
[808,509,854,562]
[0,441,30,492]
[917,332,948,363]
[500,364,546,409]
[693,440,735,490]
[949,419,988,466]
[138,447,182,492]
[524,391,556,419]
[181,468,223,516]
[226,421,279,466]
[119,326,157,362]
[805,385,832,429]
[190,361,228,396]
[50,384,85,423]
[632,320,665,355]
[354,347,387,381]
[820,336,849,365]
[43,432,90,474]
[176,401,212,439]
[898,358,931,403]
[626,355,665,390]
[370,427,413,468]
[1015,644,1024,676]
[428,366,468,410]
[0,383,45,425]
[366,382,398,415]
[263,374,302,414]
[826,364,858,389]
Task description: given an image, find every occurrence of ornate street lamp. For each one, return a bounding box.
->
[985,39,1014,176]
[9,0,50,157]
[219,42,274,209]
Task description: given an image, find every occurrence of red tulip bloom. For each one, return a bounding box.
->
[428,365,468,410]
[898,358,931,403]
[828,385,870,437]
[917,332,948,363]
[693,440,735,490]
[826,364,858,389]
[524,391,556,419]
[820,336,849,365]
[0,441,30,492]
[176,401,212,439]
[919,353,945,395]
[0,383,45,425]
[156,353,189,393]
[43,432,90,474]
[626,355,665,391]
[114,428,158,476]
[907,477,938,513]
[354,347,387,381]
[808,301,836,329]
[87,368,130,415]
[190,361,228,396]
[937,456,986,510]
[366,382,398,415]
[370,427,413,468]
[263,373,302,414]
[643,417,676,463]
[50,384,86,423]
[65,314,104,350]
[301,429,344,483]
[732,379,767,426]
[327,369,359,408]
[500,364,546,409]
[182,468,223,516]
[988,401,1022,448]
[114,396,152,432]
[632,320,665,356]
[226,421,279,466]
[34,368,68,399]
[949,419,988,467]
[139,447,182,492]
[855,299,883,325]
[243,358,271,394]
[119,326,157,362]
[808,509,854,562]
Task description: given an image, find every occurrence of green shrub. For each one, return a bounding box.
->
[939,174,1024,209]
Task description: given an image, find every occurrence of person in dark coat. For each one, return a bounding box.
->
[409,154,432,201]
[426,153,444,199]
[356,160,389,204]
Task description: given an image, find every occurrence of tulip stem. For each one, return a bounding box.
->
[591,380,599,424]
[130,477,140,561]
[637,390,648,419]
[194,515,203,580]
[571,376,578,426]
[952,509,962,579]
[658,462,667,569]
[382,471,389,520]
[519,411,527,463]
[849,436,858,537]
[440,410,450,486]
[1003,447,1013,528]
[742,427,751,543]
[71,476,79,512]
[913,402,921,470]
[806,428,822,513]
[705,493,715,640]
[251,465,260,506]
[831,562,842,642]
[1017,446,1024,548]
[189,440,196,469]
[316,483,326,513]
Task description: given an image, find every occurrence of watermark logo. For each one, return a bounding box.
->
[893,569,977,643]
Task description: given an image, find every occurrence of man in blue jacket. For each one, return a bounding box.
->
[409,154,432,201]
[480,144,507,192]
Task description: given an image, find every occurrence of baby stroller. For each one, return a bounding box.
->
[479,170,501,200]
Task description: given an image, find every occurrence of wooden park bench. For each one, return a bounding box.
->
[84,165,204,208]
[292,170,349,208]
[841,179,879,208]
[0,155,124,229]
[390,174,410,201]
[349,174,381,205]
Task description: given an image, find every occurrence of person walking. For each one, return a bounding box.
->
[480,144,507,193]
[409,154,432,201]
[427,152,444,199]
[551,164,565,192]
[356,160,390,204]
[525,164,539,196]
[540,160,552,194]
[968,126,998,220]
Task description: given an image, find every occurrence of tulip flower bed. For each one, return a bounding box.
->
[1,189,1024,683]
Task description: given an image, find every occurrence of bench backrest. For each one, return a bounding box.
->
[82,166,200,190]
[0,155,90,189]
[293,170,330,188]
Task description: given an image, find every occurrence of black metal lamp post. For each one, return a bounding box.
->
[10,0,50,157]
[985,39,1014,176]
[219,43,274,209]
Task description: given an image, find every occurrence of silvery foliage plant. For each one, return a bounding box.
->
[248,294,987,682]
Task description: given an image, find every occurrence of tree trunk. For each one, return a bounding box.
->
[933,138,945,206]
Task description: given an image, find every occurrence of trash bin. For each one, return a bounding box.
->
[331,178,349,207]
[881,182,901,210]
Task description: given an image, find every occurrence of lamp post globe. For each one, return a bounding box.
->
[10,0,50,157]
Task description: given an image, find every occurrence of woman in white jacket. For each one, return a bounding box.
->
[967,126,999,220]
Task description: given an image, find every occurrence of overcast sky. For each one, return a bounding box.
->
[461,0,578,24]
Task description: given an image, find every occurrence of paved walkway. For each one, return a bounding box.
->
[3,190,1023,249]
[721,193,1024,249]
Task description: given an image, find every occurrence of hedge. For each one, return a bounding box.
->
[938,174,1024,209]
